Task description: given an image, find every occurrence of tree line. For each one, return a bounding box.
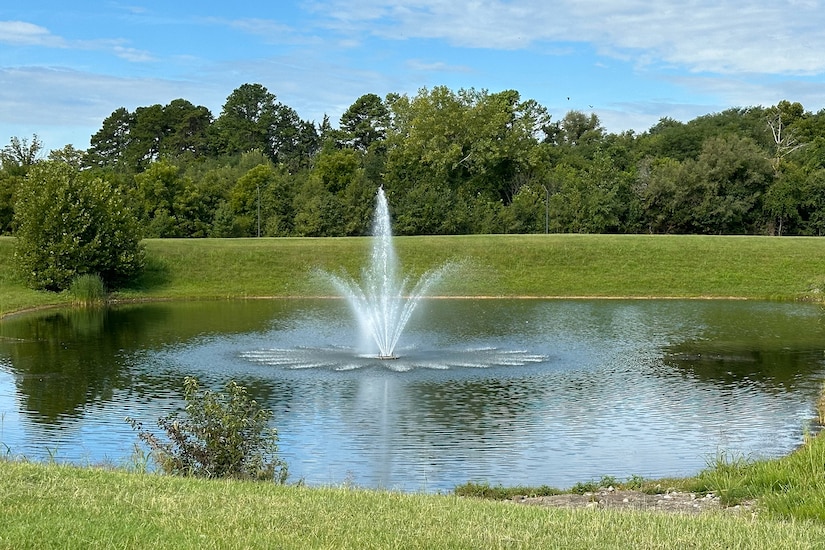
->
[3,83,825,240]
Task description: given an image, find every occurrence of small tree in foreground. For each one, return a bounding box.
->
[128,377,288,482]
[13,161,144,291]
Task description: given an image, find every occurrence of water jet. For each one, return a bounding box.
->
[325,187,448,359]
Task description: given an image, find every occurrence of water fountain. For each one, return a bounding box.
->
[324,187,448,359]
[240,187,545,371]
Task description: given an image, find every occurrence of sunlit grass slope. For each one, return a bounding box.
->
[120,235,825,301]
[4,234,825,316]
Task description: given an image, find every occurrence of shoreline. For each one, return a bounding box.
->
[0,293,764,321]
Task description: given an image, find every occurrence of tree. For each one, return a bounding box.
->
[214,84,277,154]
[339,93,389,150]
[133,160,189,237]
[764,165,803,235]
[13,161,144,291]
[87,107,134,169]
[1,135,43,172]
[160,98,213,159]
[383,86,548,232]
[0,135,43,233]
[213,83,318,168]
[766,100,806,173]
[692,135,773,234]
[47,144,87,169]
[636,157,701,233]
[230,163,277,236]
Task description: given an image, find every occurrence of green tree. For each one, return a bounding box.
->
[505,184,544,233]
[692,135,773,234]
[47,144,87,169]
[13,161,144,291]
[0,135,43,234]
[636,157,701,233]
[160,98,214,159]
[133,160,189,237]
[212,83,318,168]
[292,178,345,236]
[799,169,825,235]
[213,84,278,156]
[340,93,390,150]
[87,107,135,169]
[764,165,803,235]
[383,86,548,232]
[1,135,43,175]
[230,163,277,236]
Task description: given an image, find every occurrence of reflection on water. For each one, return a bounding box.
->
[1,299,824,491]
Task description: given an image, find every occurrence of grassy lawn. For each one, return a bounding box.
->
[5,234,825,318]
[4,460,825,550]
[4,233,825,548]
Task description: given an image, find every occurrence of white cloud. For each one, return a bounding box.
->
[0,20,66,47]
[112,46,156,63]
[405,59,472,73]
[0,66,225,137]
[313,0,825,75]
[0,19,156,64]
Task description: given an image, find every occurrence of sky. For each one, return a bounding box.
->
[2,0,825,152]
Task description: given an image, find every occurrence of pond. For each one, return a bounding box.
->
[1,298,824,492]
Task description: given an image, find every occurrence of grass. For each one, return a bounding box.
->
[128,234,825,300]
[4,460,825,550]
[68,273,106,306]
[5,234,825,318]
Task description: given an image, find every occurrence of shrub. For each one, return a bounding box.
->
[13,161,144,291]
[128,377,288,482]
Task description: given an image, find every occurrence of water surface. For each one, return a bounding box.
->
[1,299,823,491]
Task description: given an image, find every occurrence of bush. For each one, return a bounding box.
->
[128,377,288,482]
[13,161,144,291]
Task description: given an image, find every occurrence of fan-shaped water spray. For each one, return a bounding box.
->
[325,188,448,358]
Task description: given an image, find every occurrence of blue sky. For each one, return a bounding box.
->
[2,0,825,152]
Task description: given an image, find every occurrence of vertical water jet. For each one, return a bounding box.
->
[325,187,447,359]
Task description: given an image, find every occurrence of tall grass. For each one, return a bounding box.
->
[687,424,825,521]
[68,273,106,306]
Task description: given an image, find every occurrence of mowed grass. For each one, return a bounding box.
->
[3,460,825,550]
[4,235,825,316]
[132,234,825,300]
[117,234,825,300]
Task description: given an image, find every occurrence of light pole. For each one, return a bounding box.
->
[541,184,549,234]
[257,184,261,238]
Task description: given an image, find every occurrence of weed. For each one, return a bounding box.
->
[453,481,562,499]
[694,451,752,506]
[68,273,106,306]
[45,447,58,464]
[127,376,287,482]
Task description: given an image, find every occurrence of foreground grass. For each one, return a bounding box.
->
[5,234,825,317]
[3,460,825,550]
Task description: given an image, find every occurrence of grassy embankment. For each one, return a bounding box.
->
[4,234,825,317]
[4,234,825,548]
